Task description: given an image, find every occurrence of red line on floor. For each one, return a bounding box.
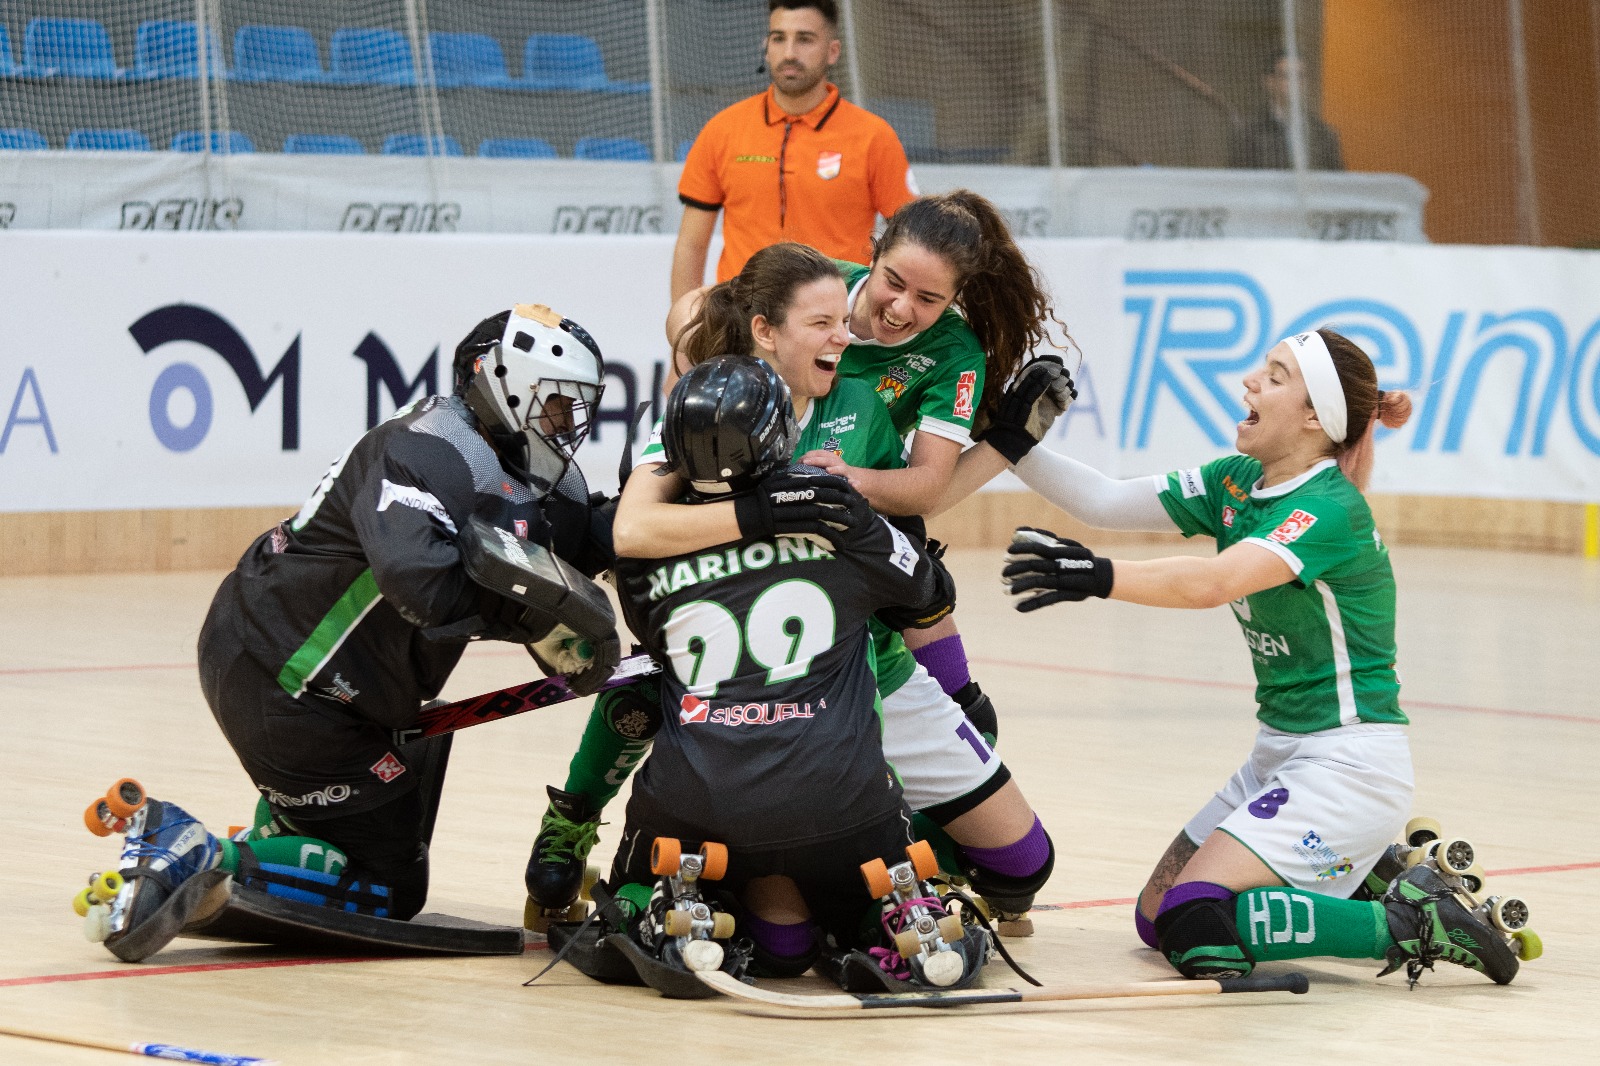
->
[0,662,194,676]
[0,941,548,988]
[971,656,1598,726]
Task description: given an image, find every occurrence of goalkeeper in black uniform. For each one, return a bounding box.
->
[604,355,975,985]
[89,304,621,962]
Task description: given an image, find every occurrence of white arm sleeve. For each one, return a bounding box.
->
[1012,447,1178,533]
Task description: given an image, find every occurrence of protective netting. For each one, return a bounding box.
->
[0,0,1596,245]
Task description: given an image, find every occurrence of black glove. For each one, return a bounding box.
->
[1000,527,1113,611]
[974,355,1078,464]
[733,467,873,551]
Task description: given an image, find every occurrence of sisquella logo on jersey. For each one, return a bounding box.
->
[679,692,821,728]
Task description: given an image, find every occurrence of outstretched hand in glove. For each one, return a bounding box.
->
[1001,527,1114,611]
[974,355,1079,464]
[528,624,623,696]
[733,466,873,551]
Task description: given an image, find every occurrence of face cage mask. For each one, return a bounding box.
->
[517,378,602,489]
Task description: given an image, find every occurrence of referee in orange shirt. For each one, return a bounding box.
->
[670,0,918,303]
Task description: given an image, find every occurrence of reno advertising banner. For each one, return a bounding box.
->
[2,232,1598,513]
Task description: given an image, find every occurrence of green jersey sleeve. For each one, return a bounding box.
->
[637,416,666,466]
[1156,455,1257,540]
[1242,492,1363,586]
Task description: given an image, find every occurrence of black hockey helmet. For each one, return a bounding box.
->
[660,355,797,495]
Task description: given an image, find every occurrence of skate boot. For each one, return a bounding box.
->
[1379,865,1527,987]
[861,840,990,990]
[523,786,602,933]
[78,779,221,958]
[631,838,738,974]
[910,814,1036,939]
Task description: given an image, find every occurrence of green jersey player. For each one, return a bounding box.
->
[990,327,1525,986]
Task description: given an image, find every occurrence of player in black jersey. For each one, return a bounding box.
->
[602,355,978,985]
[90,304,621,961]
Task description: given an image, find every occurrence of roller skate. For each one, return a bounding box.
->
[523,787,602,933]
[632,838,738,975]
[1362,816,1541,984]
[76,778,223,961]
[852,840,991,991]
[913,814,1036,938]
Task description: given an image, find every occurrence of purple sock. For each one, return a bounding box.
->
[911,634,971,697]
[1156,881,1236,916]
[1134,906,1159,949]
[746,914,816,958]
[960,816,1049,879]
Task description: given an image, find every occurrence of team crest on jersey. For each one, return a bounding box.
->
[876,366,910,403]
[822,436,842,454]
[1267,509,1319,545]
[817,150,842,180]
[369,752,406,783]
[953,370,977,420]
[1222,505,1236,528]
[679,693,710,725]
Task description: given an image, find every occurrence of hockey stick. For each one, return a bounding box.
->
[0,1022,275,1064]
[696,970,1309,1017]
[395,653,662,745]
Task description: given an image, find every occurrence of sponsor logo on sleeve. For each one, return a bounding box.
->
[953,370,977,420]
[1266,508,1319,545]
[1222,505,1236,528]
[817,150,842,180]
[514,519,528,539]
[369,752,407,783]
[1177,467,1206,498]
[377,479,458,533]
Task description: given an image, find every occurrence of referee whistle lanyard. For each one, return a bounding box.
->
[778,120,793,230]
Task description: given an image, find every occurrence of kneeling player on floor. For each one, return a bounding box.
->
[597,355,985,988]
[79,305,621,962]
[994,329,1534,986]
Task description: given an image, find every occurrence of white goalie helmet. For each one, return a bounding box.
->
[454,303,605,491]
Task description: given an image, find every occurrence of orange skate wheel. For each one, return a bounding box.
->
[84,800,117,837]
[650,837,682,877]
[860,858,893,899]
[894,928,923,958]
[710,912,735,939]
[697,842,728,881]
[664,909,695,937]
[104,779,146,819]
[906,839,939,880]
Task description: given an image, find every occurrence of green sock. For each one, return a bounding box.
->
[561,681,656,807]
[1235,887,1393,962]
[218,835,349,877]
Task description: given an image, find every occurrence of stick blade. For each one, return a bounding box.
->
[695,970,864,1016]
[1215,971,1311,995]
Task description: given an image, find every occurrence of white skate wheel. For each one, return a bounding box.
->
[681,939,724,973]
[921,950,964,987]
[83,903,110,943]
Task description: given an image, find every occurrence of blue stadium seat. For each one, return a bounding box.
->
[574,136,651,162]
[866,97,937,163]
[283,133,365,155]
[231,25,328,83]
[521,34,646,93]
[0,128,49,151]
[478,137,558,159]
[134,20,224,80]
[676,139,695,162]
[331,28,415,86]
[382,133,464,157]
[23,18,124,79]
[67,128,151,151]
[0,26,16,76]
[170,130,256,153]
[428,32,513,89]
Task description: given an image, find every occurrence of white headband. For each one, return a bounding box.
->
[1283,331,1347,444]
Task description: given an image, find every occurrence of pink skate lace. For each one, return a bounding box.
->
[870,895,949,981]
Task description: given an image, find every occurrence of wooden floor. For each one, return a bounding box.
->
[3,544,1595,1064]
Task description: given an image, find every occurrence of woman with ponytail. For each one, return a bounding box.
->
[990,328,1525,988]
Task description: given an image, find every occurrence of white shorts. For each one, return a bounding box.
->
[1183,724,1414,898]
[880,665,1003,812]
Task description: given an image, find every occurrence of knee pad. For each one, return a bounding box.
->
[745,919,822,980]
[597,676,663,742]
[960,828,1055,913]
[1153,884,1254,979]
